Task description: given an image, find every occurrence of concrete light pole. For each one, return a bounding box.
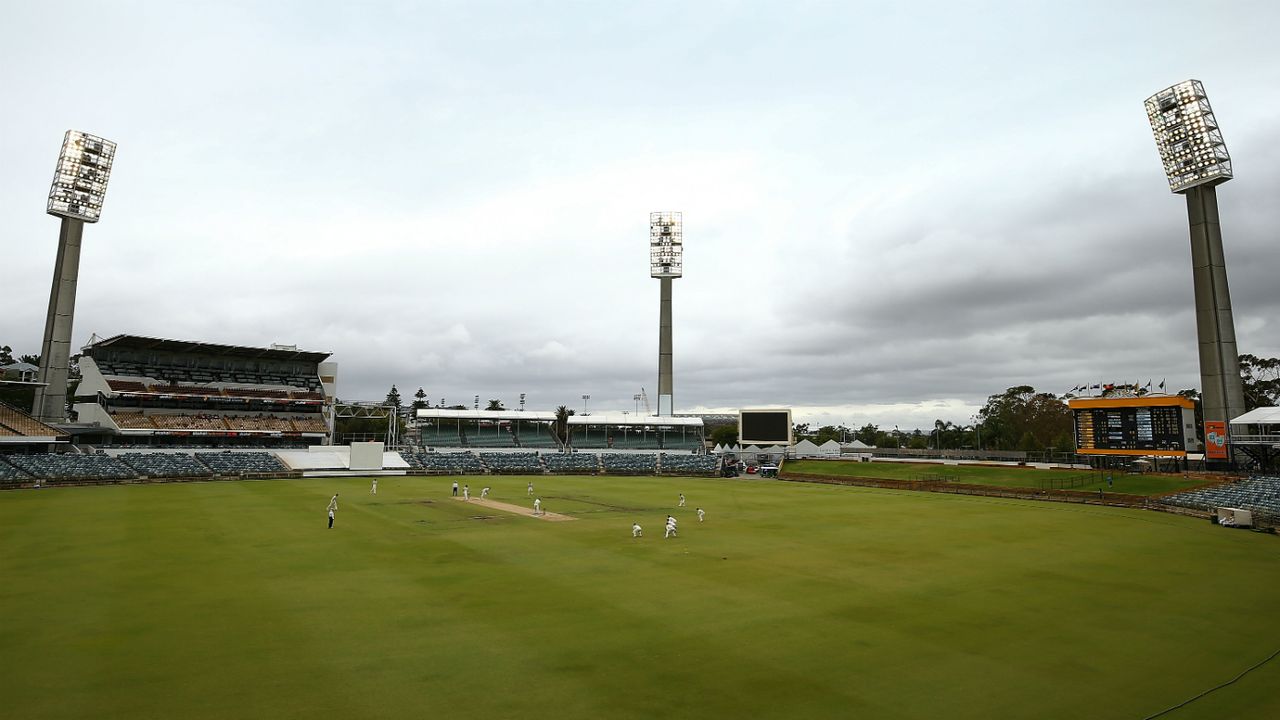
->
[1145,80,1246,462]
[33,131,117,424]
[649,212,682,417]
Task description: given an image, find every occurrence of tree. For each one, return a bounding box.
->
[710,423,738,446]
[976,385,1071,452]
[412,387,428,411]
[552,405,576,446]
[485,399,505,411]
[385,385,402,409]
[0,345,12,365]
[1240,353,1280,410]
[853,423,879,446]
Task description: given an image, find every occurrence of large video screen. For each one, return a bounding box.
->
[740,409,792,446]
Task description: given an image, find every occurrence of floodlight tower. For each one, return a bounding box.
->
[650,212,682,417]
[1144,80,1246,446]
[32,131,118,424]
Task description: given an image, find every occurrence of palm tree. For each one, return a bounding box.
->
[554,405,571,447]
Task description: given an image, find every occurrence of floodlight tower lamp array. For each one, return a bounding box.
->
[1145,80,1232,193]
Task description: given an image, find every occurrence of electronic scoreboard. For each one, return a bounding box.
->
[739,409,793,446]
[1068,396,1199,457]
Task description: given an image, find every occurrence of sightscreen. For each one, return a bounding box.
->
[739,409,793,446]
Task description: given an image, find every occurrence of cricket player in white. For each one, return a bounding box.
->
[527,481,534,497]
[664,517,677,538]
[697,507,705,522]
[632,522,643,537]
[370,478,377,495]
[481,487,490,499]
[327,493,338,529]
[463,484,470,501]
[678,493,686,507]
[534,497,542,515]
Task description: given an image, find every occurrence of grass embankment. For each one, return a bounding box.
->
[783,459,1209,495]
[1,475,1277,720]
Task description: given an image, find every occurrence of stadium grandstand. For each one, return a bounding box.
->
[71,334,336,448]
[415,409,560,449]
[568,414,704,452]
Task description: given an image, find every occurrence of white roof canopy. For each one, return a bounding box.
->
[416,409,556,422]
[1230,407,1280,425]
[567,414,703,428]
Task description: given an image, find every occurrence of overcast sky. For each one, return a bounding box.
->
[2,1,1278,430]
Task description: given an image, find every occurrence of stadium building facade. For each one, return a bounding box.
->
[71,335,336,447]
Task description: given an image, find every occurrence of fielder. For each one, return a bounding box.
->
[632,522,643,537]
[327,493,338,529]
[370,478,377,495]
[697,507,705,522]
[664,516,677,538]
[481,486,490,499]
[678,493,686,507]
[527,481,534,497]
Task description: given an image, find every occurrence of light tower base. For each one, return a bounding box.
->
[1185,184,1246,462]
[658,276,674,416]
[32,217,84,424]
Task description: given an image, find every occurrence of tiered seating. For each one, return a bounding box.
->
[0,459,33,483]
[661,435,704,452]
[603,434,663,450]
[479,452,543,474]
[600,453,658,474]
[151,414,227,430]
[543,453,599,474]
[111,412,154,429]
[515,433,559,449]
[660,453,718,475]
[291,416,328,433]
[466,431,518,448]
[221,387,292,400]
[4,453,136,481]
[292,391,325,401]
[194,451,287,475]
[224,416,294,432]
[0,402,64,437]
[406,451,485,474]
[155,384,223,397]
[106,379,149,393]
[118,452,213,478]
[398,450,424,469]
[1160,475,1280,517]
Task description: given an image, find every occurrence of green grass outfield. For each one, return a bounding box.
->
[2,475,1277,720]
[783,459,1208,495]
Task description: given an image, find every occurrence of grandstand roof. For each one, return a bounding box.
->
[568,414,703,428]
[85,334,331,363]
[1231,407,1280,426]
[416,409,557,422]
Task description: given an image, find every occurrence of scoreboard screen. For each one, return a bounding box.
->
[1069,397,1197,456]
[739,409,793,446]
